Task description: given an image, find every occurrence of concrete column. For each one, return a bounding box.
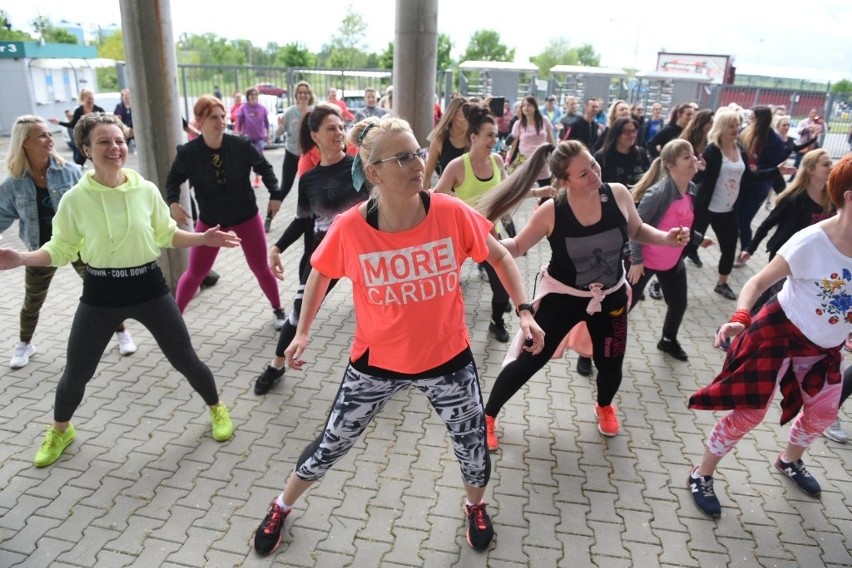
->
[119,0,188,288]
[394,0,438,145]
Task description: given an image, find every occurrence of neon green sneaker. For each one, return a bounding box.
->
[34,423,76,467]
[209,403,233,442]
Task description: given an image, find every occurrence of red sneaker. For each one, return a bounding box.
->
[595,403,620,437]
[485,415,498,451]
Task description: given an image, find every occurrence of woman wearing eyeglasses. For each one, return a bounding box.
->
[593,117,651,188]
[252,115,544,557]
[254,104,368,395]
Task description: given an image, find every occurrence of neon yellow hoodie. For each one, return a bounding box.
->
[43,168,178,268]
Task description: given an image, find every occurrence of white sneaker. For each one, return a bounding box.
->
[824,418,848,444]
[272,309,287,331]
[10,342,36,369]
[115,331,137,356]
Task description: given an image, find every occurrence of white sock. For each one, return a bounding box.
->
[270,361,284,371]
[691,467,704,479]
[275,494,292,510]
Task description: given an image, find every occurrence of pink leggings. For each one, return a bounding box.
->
[707,356,842,457]
[175,213,281,313]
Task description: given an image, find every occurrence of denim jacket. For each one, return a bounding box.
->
[0,157,82,250]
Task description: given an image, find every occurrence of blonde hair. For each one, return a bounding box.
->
[6,115,66,178]
[707,110,741,147]
[348,115,415,195]
[778,149,833,214]
[631,139,694,203]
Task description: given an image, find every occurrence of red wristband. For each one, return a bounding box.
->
[729,308,751,328]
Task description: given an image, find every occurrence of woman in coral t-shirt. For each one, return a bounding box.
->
[251,115,544,557]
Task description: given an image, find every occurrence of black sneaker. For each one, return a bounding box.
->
[775,456,821,496]
[254,500,290,555]
[687,250,703,268]
[464,502,494,551]
[254,365,285,395]
[648,280,663,300]
[714,282,737,301]
[688,468,721,518]
[201,270,220,289]
[489,318,510,343]
[576,356,593,377]
[657,338,688,361]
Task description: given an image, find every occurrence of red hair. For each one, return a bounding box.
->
[194,94,226,122]
[828,154,852,209]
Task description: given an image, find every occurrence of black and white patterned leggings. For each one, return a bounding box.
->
[295,362,491,487]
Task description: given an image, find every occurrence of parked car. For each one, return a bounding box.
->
[256,83,287,97]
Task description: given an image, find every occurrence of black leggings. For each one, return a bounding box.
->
[629,260,687,340]
[480,261,510,321]
[54,294,220,422]
[485,285,629,417]
[279,150,300,199]
[841,366,852,408]
[275,258,339,358]
[693,209,738,276]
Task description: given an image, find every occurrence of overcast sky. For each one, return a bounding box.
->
[6,0,851,83]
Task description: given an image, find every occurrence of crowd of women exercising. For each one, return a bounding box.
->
[1,84,849,556]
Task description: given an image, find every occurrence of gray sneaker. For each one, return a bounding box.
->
[824,418,848,444]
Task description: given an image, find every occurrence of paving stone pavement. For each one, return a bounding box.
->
[0,139,849,567]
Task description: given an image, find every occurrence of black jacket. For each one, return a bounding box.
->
[165,134,280,227]
[692,143,779,217]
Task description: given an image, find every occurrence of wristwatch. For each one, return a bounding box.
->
[515,303,535,316]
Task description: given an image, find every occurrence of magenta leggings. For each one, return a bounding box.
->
[175,213,281,313]
[706,356,842,457]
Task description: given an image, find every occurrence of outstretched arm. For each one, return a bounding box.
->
[284,268,333,369]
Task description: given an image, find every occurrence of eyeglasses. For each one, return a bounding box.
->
[373,148,428,167]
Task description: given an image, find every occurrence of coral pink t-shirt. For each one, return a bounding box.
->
[642,193,694,271]
[311,192,492,373]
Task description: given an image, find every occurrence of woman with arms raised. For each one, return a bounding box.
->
[0,113,239,468]
[476,140,688,447]
[252,115,544,556]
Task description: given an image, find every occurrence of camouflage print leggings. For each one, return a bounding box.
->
[20,260,125,344]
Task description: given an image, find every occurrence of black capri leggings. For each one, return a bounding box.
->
[693,209,738,276]
[629,260,688,341]
[485,285,629,418]
[54,294,220,422]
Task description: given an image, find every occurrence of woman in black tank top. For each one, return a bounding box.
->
[424,96,468,189]
[475,140,688,447]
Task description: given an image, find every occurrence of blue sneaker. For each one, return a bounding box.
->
[688,467,721,518]
[775,456,821,496]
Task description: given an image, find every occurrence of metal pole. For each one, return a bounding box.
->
[119,0,188,288]
[394,0,438,145]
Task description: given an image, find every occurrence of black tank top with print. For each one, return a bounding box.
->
[546,183,628,290]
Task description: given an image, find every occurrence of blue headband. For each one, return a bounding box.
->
[351,123,378,192]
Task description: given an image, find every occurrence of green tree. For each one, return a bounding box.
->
[530,40,601,79]
[274,42,315,68]
[31,15,78,44]
[376,42,393,70]
[322,5,370,68]
[459,29,514,62]
[830,79,852,93]
[437,33,453,71]
[530,39,578,79]
[576,44,600,66]
[0,10,34,41]
[95,30,124,91]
